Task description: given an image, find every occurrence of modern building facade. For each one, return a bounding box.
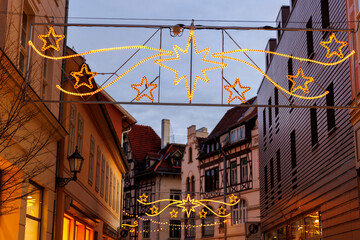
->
[0,0,67,239]
[258,1,360,239]
[197,97,260,240]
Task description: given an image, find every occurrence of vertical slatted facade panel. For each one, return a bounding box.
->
[258,0,360,238]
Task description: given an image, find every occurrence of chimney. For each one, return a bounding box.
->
[161,119,170,148]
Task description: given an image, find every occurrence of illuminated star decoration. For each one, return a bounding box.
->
[218,205,227,215]
[320,33,347,59]
[150,205,159,214]
[199,209,207,218]
[71,63,97,89]
[229,194,238,203]
[155,29,227,101]
[131,76,158,102]
[176,194,201,218]
[38,27,65,52]
[169,209,178,218]
[139,193,149,202]
[287,67,314,94]
[224,78,251,103]
[134,221,138,226]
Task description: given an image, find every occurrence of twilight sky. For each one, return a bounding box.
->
[67,0,289,143]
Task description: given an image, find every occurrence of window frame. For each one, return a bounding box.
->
[88,135,95,185]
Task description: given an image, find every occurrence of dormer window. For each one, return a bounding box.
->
[172,152,182,167]
[230,125,245,144]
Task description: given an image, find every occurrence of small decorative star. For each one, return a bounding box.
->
[38,27,65,52]
[218,205,227,215]
[287,67,314,94]
[320,33,347,59]
[229,194,238,203]
[199,209,207,218]
[176,194,201,218]
[139,193,149,202]
[71,63,97,89]
[224,78,251,103]
[131,76,158,102]
[169,209,178,218]
[150,205,158,214]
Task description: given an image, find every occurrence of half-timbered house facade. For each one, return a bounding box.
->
[197,97,260,239]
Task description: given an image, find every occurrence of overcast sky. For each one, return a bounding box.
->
[67,0,289,143]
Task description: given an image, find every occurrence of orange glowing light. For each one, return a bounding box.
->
[155,29,227,101]
[169,209,178,218]
[38,27,65,52]
[139,193,149,202]
[287,67,314,94]
[229,194,238,203]
[199,209,207,218]
[176,194,201,218]
[224,78,251,103]
[217,205,227,215]
[131,76,158,102]
[320,33,347,59]
[150,205,159,214]
[71,63,97,89]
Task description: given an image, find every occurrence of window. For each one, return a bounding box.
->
[186,177,190,194]
[88,135,95,185]
[63,215,94,240]
[100,156,105,196]
[95,147,101,192]
[306,17,314,58]
[202,208,214,237]
[276,149,281,183]
[68,105,76,156]
[270,158,274,189]
[125,193,131,210]
[205,167,219,191]
[113,175,116,210]
[143,220,150,238]
[188,146,192,162]
[169,220,181,238]
[263,109,266,136]
[304,211,322,238]
[274,87,279,116]
[310,106,318,146]
[77,113,84,154]
[25,182,42,240]
[268,98,272,127]
[230,161,237,185]
[19,12,29,73]
[116,179,119,213]
[291,130,296,169]
[326,83,335,131]
[232,199,247,225]
[105,162,109,202]
[170,190,181,201]
[185,212,195,238]
[241,158,248,183]
[264,165,268,194]
[321,0,330,30]
[191,176,195,194]
[109,169,112,206]
[230,125,245,143]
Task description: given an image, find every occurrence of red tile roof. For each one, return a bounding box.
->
[128,124,161,163]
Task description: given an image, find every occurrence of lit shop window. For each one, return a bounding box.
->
[25,182,42,240]
[63,214,93,240]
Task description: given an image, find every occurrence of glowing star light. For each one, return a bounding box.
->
[218,205,227,215]
[176,194,201,218]
[131,76,158,102]
[229,194,238,203]
[38,27,65,52]
[70,63,97,89]
[224,78,251,103]
[199,209,207,218]
[155,29,227,101]
[287,67,314,94]
[320,33,347,59]
[150,205,159,214]
[139,193,149,202]
[169,209,178,218]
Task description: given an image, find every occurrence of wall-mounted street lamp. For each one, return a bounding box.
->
[56,146,84,187]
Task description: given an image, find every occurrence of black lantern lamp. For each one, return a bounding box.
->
[56,146,84,187]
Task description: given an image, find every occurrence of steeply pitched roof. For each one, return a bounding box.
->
[128,124,161,163]
[208,97,257,139]
[154,144,185,173]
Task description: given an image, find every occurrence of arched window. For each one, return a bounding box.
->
[188,146,193,162]
[202,207,214,237]
[191,176,195,195]
[231,199,247,225]
[186,177,190,194]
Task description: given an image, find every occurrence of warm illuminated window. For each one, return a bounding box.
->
[25,182,43,240]
[63,215,93,240]
[231,199,247,225]
[68,105,76,155]
[304,212,322,239]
